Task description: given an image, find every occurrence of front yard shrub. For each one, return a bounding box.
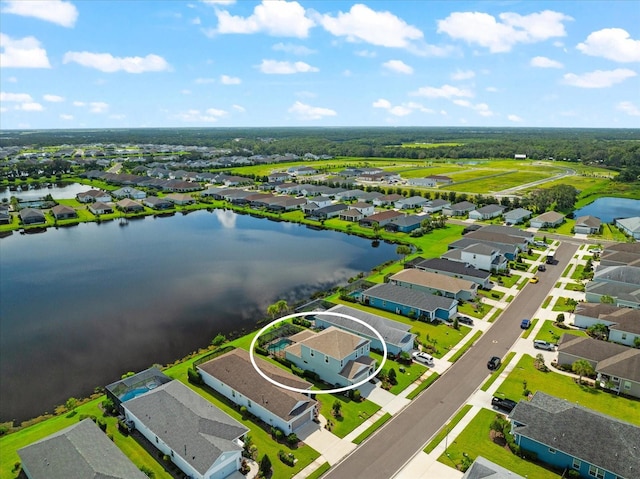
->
[303,370,319,381]
[240,406,248,420]
[278,449,296,466]
[290,365,304,377]
[211,333,227,347]
[292,317,311,328]
[187,367,203,385]
[351,389,361,402]
[255,345,269,356]
[286,433,298,446]
[271,427,284,442]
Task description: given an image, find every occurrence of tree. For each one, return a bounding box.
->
[600,295,615,304]
[65,397,78,412]
[267,300,288,319]
[332,399,342,418]
[388,368,397,385]
[587,323,609,341]
[211,333,226,347]
[396,244,411,263]
[259,454,272,477]
[572,359,595,385]
[634,337,640,349]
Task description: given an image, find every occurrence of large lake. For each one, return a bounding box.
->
[574,197,640,223]
[0,210,395,423]
[0,181,88,201]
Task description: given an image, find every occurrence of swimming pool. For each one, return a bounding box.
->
[268,337,293,352]
[119,387,150,402]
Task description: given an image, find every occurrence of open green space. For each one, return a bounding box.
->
[352,412,392,445]
[318,393,381,439]
[534,320,587,344]
[438,408,561,478]
[370,352,428,395]
[424,404,473,453]
[551,297,577,312]
[493,355,640,423]
[457,301,490,319]
[492,274,520,288]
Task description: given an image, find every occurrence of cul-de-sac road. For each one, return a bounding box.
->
[324,241,579,479]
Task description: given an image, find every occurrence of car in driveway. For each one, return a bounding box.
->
[520,319,531,329]
[457,315,474,326]
[491,396,517,413]
[487,356,501,370]
[412,351,434,366]
[534,339,556,351]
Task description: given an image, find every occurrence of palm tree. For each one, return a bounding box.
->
[267,299,289,319]
[572,359,595,385]
[396,244,412,263]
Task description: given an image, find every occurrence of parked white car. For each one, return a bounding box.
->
[412,351,434,366]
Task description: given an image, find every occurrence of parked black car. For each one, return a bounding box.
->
[457,315,474,326]
[487,356,501,370]
[491,396,517,412]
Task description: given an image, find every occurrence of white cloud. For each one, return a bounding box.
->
[355,49,377,58]
[2,0,78,28]
[232,104,245,112]
[342,69,352,77]
[89,102,109,113]
[220,74,241,84]
[485,86,498,92]
[453,99,493,116]
[0,33,51,68]
[563,69,636,88]
[272,42,316,55]
[451,69,475,80]
[60,114,74,120]
[181,89,192,95]
[382,59,413,74]
[318,4,423,49]
[530,56,563,68]
[213,0,313,38]
[16,102,44,111]
[202,0,236,5]
[1,92,33,102]
[72,101,85,107]
[411,84,473,99]
[372,98,392,109]
[43,94,65,102]
[508,114,523,122]
[258,59,318,74]
[288,101,336,120]
[0,107,7,113]
[192,17,201,25]
[388,105,412,116]
[437,10,572,53]
[176,107,228,122]
[63,52,171,73]
[194,77,216,84]
[295,90,317,99]
[577,28,640,63]
[7,76,17,83]
[617,101,640,116]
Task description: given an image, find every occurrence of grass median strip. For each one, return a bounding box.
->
[306,462,331,479]
[406,372,440,400]
[352,413,392,445]
[449,331,482,363]
[520,318,538,339]
[424,404,473,454]
[480,351,516,392]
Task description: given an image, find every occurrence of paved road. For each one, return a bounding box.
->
[324,241,579,479]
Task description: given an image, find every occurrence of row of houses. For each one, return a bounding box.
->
[585,243,640,308]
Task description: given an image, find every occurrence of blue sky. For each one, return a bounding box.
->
[1,0,639,130]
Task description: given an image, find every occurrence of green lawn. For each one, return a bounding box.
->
[318,394,381,439]
[406,373,440,400]
[494,355,640,423]
[551,297,577,312]
[306,462,331,479]
[520,318,539,339]
[488,308,503,322]
[534,320,587,343]
[449,331,482,363]
[541,296,552,309]
[457,301,490,319]
[438,408,561,478]
[370,352,427,395]
[564,281,585,292]
[424,404,473,453]
[480,352,516,392]
[352,413,392,444]
[491,274,520,288]
[478,289,504,300]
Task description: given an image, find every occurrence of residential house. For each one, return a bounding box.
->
[406,257,492,289]
[359,210,404,228]
[557,334,640,398]
[510,391,640,479]
[116,198,144,213]
[529,211,565,228]
[373,194,404,207]
[165,193,195,205]
[197,348,317,434]
[592,265,640,289]
[443,201,476,217]
[308,203,348,220]
[19,207,46,225]
[573,303,640,347]
[105,367,173,414]
[76,189,112,203]
[143,196,173,210]
[288,166,317,176]
[478,224,534,242]
[586,281,640,309]
[462,456,525,479]
[599,243,640,268]
[574,215,602,234]
[465,229,530,256]
[423,199,451,213]
[503,208,532,225]
[426,175,453,185]
[385,214,423,233]
[274,182,299,195]
[0,206,11,225]
[89,201,113,215]
[339,209,365,222]
[443,242,508,272]
[350,201,375,216]
[123,380,249,479]
[112,187,146,200]
[265,196,307,212]
[395,196,429,210]
[389,269,477,301]
[267,172,291,182]
[468,204,505,221]
[18,419,147,479]
[50,204,77,220]
[616,216,640,241]
[407,177,437,187]
[355,191,384,203]
[359,282,458,321]
[334,189,365,202]
[313,304,416,355]
[284,327,376,387]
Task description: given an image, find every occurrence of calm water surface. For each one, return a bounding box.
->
[0,210,395,422]
[573,197,640,223]
[0,182,88,201]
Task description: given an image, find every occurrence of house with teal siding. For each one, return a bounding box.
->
[359,283,457,321]
[509,392,640,479]
[284,327,375,388]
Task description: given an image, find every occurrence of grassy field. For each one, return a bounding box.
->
[370,352,428,395]
[493,355,640,423]
[318,393,381,439]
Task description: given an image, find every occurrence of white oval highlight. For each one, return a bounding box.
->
[249,311,387,395]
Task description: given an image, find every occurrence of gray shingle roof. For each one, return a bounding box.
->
[478,224,534,239]
[388,215,423,227]
[509,392,640,479]
[503,208,532,221]
[586,281,640,304]
[594,265,640,285]
[474,204,505,215]
[362,283,457,313]
[197,349,316,422]
[462,456,525,479]
[315,305,414,348]
[18,419,147,479]
[411,257,491,280]
[123,380,248,475]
